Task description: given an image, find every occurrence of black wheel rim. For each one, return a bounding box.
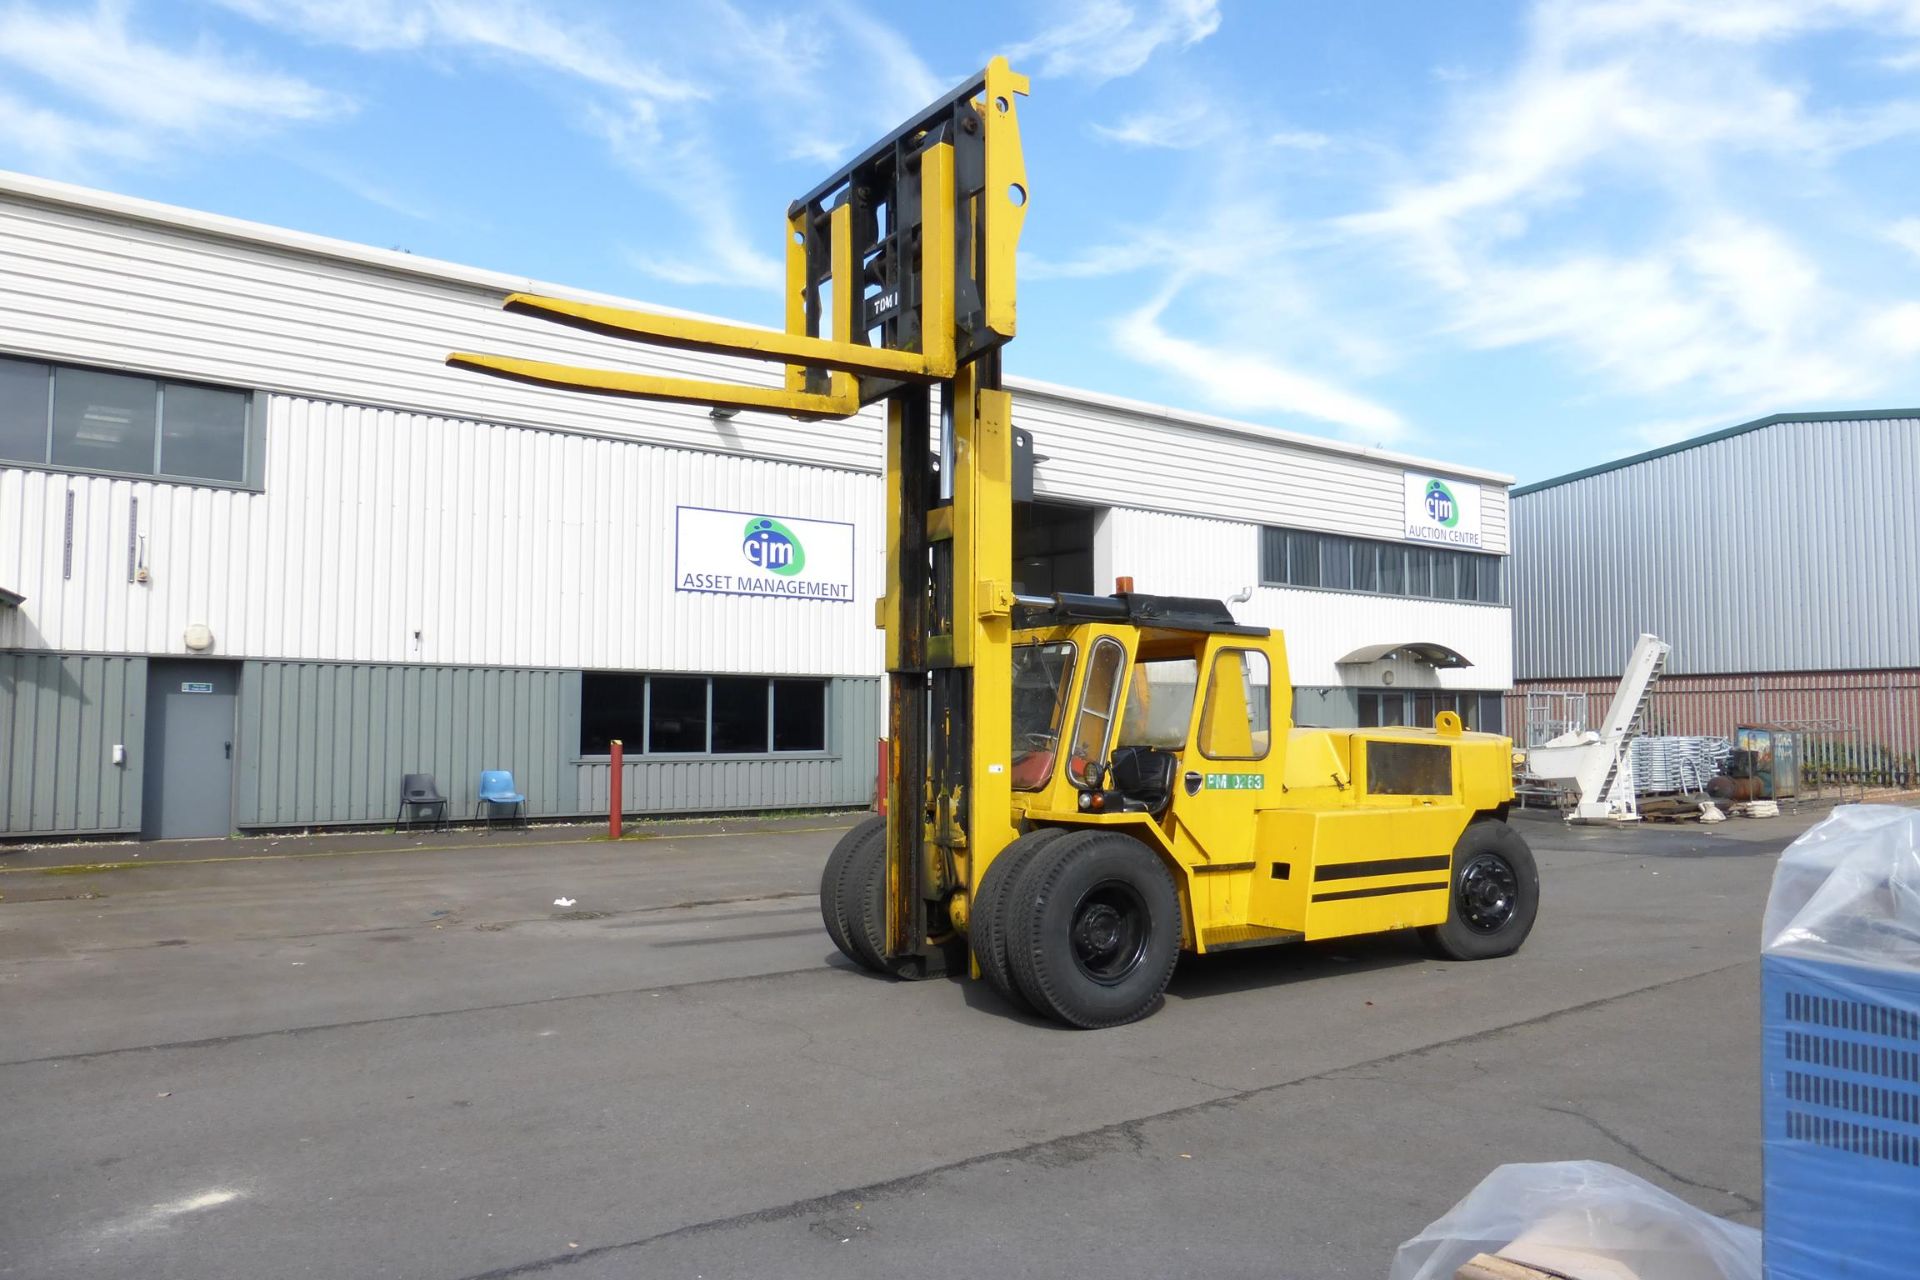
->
[1459,852,1519,934]
[1069,879,1151,985]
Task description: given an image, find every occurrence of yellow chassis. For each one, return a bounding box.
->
[992,622,1517,956]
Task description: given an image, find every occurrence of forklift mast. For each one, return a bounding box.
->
[450,59,1036,975]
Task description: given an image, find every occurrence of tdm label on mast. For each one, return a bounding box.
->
[674,506,856,603]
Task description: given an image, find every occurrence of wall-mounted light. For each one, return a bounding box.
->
[183,623,214,652]
[710,407,740,421]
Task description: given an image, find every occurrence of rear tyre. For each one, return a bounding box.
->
[971,828,1070,1010]
[837,829,890,972]
[1006,832,1183,1029]
[820,816,884,964]
[1419,820,1539,961]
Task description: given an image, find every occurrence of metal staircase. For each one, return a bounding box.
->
[1592,641,1667,818]
[1521,633,1671,823]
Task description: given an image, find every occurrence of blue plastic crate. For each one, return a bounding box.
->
[1763,953,1920,1279]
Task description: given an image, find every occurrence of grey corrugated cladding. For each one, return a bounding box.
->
[236,663,881,826]
[0,653,145,835]
[1511,412,1920,679]
[3,659,878,836]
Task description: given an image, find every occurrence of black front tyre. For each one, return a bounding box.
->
[971,828,1070,1010]
[820,816,887,972]
[1419,820,1539,961]
[1006,832,1183,1029]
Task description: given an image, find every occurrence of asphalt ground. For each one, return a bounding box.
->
[0,804,1883,1278]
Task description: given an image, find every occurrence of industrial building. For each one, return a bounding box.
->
[1510,411,1920,790]
[0,171,1513,839]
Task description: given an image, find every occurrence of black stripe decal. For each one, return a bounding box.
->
[1192,862,1257,875]
[1315,854,1451,882]
[1312,880,1450,904]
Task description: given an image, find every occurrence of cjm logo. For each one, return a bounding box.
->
[1423,480,1460,529]
[742,517,807,576]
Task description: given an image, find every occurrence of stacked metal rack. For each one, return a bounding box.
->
[1629,735,1732,797]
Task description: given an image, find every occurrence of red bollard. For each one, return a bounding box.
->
[609,739,624,840]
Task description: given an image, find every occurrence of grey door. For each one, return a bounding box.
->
[142,660,239,839]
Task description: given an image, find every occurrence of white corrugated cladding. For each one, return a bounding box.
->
[1015,381,1510,550]
[0,174,1509,539]
[1512,415,1920,679]
[0,400,885,673]
[1101,508,1512,688]
[0,176,887,472]
[0,172,1511,682]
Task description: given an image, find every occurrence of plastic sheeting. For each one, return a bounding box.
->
[1761,804,1920,1280]
[1390,1161,1758,1280]
[1762,804,1920,970]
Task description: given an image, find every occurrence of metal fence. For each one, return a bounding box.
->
[1509,670,1920,795]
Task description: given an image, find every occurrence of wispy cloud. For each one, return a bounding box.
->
[1091,101,1214,149]
[0,2,345,172]
[828,1,945,118]
[1268,129,1331,151]
[592,104,782,292]
[1008,0,1220,84]
[1337,0,1920,421]
[1092,93,1331,155]
[300,154,437,221]
[1115,285,1407,440]
[0,88,147,173]
[1889,217,1920,261]
[217,0,703,100]
[220,0,947,291]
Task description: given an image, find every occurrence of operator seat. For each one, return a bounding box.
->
[1108,746,1178,816]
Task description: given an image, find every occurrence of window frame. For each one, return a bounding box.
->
[1258,525,1505,606]
[1197,646,1272,762]
[577,672,834,759]
[1066,637,1127,787]
[0,352,267,491]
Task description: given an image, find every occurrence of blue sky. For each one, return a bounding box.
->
[2,1,1918,482]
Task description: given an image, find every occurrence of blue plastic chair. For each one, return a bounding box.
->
[476,770,526,829]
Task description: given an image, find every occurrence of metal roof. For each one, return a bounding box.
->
[0,168,1513,489]
[1512,408,1920,497]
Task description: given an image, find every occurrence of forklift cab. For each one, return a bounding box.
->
[1008,593,1283,866]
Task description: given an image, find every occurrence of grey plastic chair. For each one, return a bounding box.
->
[396,773,449,831]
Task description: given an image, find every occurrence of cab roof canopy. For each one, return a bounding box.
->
[1035,592,1269,638]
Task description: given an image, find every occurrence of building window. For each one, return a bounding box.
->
[1259,525,1504,604]
[1358,690,1505,734]
[580,673,829,756]
[0,354,255,486]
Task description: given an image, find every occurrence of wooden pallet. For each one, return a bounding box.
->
[1455,1254,1573,1280]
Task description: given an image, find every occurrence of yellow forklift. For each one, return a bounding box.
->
[451,58,1538,1027]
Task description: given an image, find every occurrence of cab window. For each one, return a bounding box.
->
[1011,641,1076,791]
[1067,638,1126,786]
[1117,657,1199,750]
[1198,649,1271,760]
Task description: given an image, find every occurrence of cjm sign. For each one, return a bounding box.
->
[674,506,857,603]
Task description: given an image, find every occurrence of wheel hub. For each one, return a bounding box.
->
[1069,881,1150,986]
[1459,852,1519,934]
[1075,904,1123,958]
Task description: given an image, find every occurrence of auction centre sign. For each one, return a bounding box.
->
[675,506,856,602]
[1402,473,1483,548]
